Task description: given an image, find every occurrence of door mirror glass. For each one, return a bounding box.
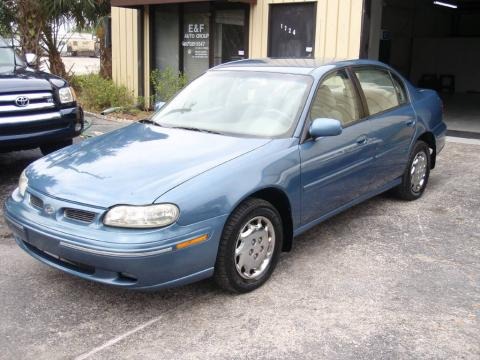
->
[25,53,37,66]
[309,118,342,138]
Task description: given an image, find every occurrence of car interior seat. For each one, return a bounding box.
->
[311,85,344,123]
[362,85,398,115]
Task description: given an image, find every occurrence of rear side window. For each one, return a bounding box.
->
[390,72,408,105]
[310,69,361,127]
[354,68,400,116]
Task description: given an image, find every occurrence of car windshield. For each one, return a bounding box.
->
[152,70,313,138]
[0,37,24,73]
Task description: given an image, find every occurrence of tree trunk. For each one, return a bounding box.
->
[97,24,112,79]
[42,23,67,78]
[17,0,44,68]
[46,43,67,78]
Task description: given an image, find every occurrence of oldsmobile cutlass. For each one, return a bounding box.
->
[4,59,446,293]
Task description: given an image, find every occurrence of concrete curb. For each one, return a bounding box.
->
[83,110,135,124]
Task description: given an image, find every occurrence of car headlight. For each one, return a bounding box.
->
[103,204,180,228]
[58,87,76,104]
[18,170,28,198]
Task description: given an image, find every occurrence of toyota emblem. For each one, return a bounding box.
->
[15,96,30,107]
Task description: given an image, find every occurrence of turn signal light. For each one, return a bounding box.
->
[176,234,208,249]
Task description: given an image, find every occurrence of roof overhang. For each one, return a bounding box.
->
[112,0,256,7]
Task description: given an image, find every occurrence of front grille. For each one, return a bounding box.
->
[64,208,96,224]
[30,194,44,209]
[0,92,55,116]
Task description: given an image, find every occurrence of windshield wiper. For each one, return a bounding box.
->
[139,118,162,126]
[164,107,192,115]
[141,121,221,135]
[169,126,223,135]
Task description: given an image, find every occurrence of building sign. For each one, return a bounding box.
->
[182,23,210,60]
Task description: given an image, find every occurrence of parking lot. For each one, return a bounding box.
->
[0,135,479,359]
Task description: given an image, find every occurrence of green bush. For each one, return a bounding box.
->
[151,67,188,102]
[71,74,136,113]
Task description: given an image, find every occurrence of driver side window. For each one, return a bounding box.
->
[310,69,361,127]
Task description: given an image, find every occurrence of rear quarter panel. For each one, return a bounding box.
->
[409,86,447,153]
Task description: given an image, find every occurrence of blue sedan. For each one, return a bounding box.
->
[4,59,446,293]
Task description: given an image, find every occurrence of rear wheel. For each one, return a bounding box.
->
[214,198,283,293]
[40,139,73,156]
[393,140,431,200]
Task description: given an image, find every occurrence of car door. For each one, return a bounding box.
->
[299,69,376,225]
[352,67,416,189]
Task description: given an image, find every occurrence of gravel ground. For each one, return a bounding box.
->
[0,135,479,360]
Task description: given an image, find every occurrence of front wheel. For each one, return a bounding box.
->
[40,139,73,156]
[214,198,283,293]
[393,140,431,200]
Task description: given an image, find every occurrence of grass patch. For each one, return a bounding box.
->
[151,67,188,102]
[72,68,188,118]
[71,74,137,114]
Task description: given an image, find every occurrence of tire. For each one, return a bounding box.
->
[40,139,73,156]
[393,140,431,201]
[214,198,283,293]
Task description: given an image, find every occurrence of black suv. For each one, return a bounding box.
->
[0,37,84,155]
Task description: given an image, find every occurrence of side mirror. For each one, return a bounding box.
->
[309,118,343,139]
[25,53,37,66]
[154,101,166,112]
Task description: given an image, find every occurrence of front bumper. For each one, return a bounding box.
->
[0,106,84,151]
[4,191,227,290]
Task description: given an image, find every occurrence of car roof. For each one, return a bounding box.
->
[211,58,389,76]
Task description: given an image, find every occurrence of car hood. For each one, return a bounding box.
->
[0,68,66,94]
[27,123,270,207]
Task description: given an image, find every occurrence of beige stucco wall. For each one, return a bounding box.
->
[249,0,364,60]
[111,7,140,97]
[143,6,151,105]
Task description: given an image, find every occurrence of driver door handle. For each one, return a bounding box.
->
[406,119,416,127]
[356,135,368,145]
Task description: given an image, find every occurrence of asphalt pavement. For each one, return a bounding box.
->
[0,122,479,359]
